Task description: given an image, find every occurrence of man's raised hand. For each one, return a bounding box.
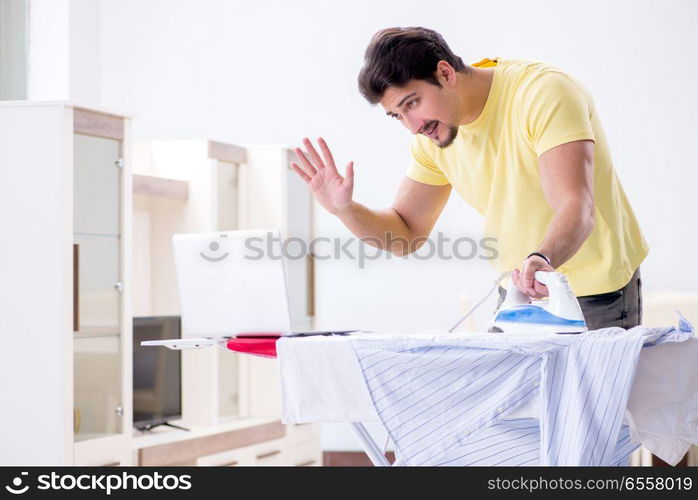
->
[290,137,354,215]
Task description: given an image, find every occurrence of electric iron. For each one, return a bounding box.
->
[488,271,588,334]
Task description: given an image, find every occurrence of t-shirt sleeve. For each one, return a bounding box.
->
[406,136,450,186]
[522,70,596,157]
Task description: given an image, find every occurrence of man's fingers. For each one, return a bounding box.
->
[294,148,318,176]
[522,266,536,289]
[302,137,326,170]
[533,281,549,297]
[317,137,338,173]
[511,268,521,288]
[345,161,354,185]
[290,162,312,183]
[511,267,547,299]
[521,263,540,297]
[524,282,539,298]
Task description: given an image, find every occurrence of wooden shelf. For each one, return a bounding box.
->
[208,140,246,164]
[134,418,285,466]
[133,173,188,200]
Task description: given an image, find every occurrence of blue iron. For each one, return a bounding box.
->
[488,271,588,334]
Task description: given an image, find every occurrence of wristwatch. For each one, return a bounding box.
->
[526,251,552,267]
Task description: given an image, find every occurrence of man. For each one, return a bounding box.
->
[290,26,648,330]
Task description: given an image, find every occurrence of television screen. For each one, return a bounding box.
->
[133,316,182,430]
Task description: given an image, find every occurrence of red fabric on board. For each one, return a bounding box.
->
[226,336,280,358]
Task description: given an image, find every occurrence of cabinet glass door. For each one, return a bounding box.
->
[73,132,123,441]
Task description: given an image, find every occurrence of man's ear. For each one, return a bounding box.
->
[435,60,457,86]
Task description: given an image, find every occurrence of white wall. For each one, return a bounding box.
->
[69,0,101,103]
[25,0,101,101]
[52,0,698,449]
[26,0,70,99]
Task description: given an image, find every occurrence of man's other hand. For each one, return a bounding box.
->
[512,256,555,299]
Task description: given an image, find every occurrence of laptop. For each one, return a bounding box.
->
[141,228,356,350]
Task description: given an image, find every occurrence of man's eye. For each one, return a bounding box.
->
[407,100,418,109]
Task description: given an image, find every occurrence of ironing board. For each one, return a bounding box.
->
[276,330,698,466]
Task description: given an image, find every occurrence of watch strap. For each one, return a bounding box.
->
[526,251,552,267]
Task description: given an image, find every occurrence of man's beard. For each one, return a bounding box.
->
[436,125,459,149]
[424,120,459,149]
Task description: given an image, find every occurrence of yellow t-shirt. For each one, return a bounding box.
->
[407,58,649,296]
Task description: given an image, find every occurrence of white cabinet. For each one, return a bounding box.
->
[133,418,320,466]
[286,440,323,467]
[132,141,313,427]
[132,140,247,427]
[194,424,322,466]
[239,146,314,331]
[285,423,323,466]
[235,146,315,421]
[0,101,133,465]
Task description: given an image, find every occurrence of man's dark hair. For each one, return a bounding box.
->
[357,27,467,105]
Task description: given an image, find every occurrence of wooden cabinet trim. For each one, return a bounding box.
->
[208,141,246,164]
[138,421,285,466]
[133,174,189,200]
[73,108,125,140]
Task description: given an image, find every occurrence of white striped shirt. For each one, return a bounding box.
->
[349,316,693,466]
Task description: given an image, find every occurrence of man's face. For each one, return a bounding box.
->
[380,78,460,149]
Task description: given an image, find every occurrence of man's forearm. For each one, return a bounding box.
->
[335,201,416,256]
[537,199,595,268]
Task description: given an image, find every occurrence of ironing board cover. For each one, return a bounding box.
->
[226,337,279,358]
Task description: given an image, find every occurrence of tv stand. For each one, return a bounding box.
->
[142,421,190,432]
[132,418,322,466]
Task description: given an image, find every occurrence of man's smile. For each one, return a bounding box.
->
[423,121,438,138]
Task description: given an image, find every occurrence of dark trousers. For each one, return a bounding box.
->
[496,268,643,330]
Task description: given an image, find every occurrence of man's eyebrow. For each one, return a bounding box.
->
[385,92,418,117]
